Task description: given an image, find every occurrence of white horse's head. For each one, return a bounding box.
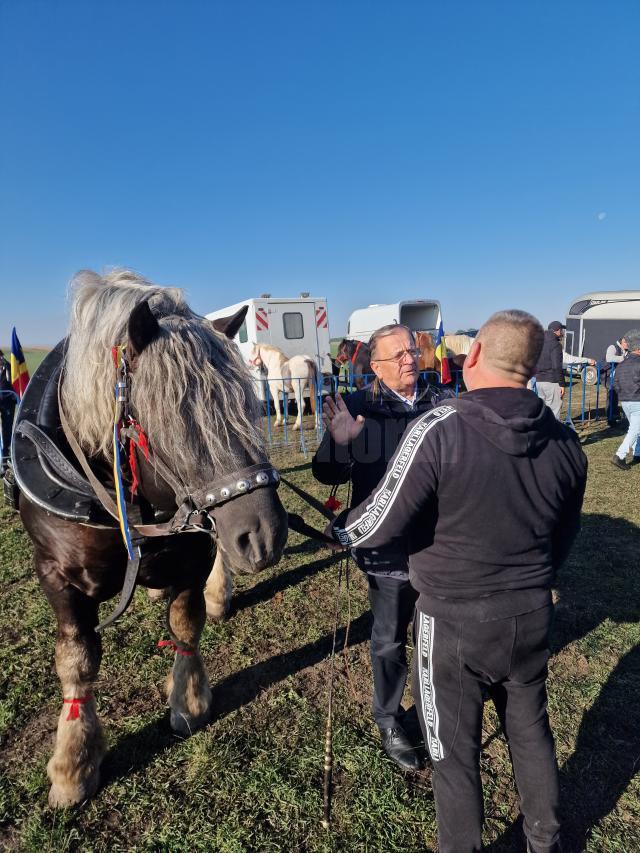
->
[248,343,263,367]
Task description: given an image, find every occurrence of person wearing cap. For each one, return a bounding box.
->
[611,329,640,470]
[533,321,567,419]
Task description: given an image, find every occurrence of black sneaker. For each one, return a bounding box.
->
[611,455,631,471]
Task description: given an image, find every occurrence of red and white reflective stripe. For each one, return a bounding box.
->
[256,308,269,330]
[316,307,328,329]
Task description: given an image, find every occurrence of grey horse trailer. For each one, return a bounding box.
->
[565,290,640,362]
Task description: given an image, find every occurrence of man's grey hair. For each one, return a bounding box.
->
[476,309,544,381]
[623,329,640,351]
[368,324,416,359]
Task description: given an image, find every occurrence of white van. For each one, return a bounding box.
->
[565,290,640,361]
[347,300,442,342]
[206,295,333,374]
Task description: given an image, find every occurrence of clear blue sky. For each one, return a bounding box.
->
[2,1,639,345]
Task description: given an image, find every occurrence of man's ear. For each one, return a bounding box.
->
[465,339,481,368]
[210,305,248,339]
[128,301,161,366]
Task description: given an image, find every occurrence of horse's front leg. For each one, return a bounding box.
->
[45,584,106,807]
[165,584,212,736]
[204,546,232,621]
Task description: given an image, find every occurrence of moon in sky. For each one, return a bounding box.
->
[597,212,607,221]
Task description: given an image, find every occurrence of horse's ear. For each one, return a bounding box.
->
[210,305,248,340]
[128,301,161,364]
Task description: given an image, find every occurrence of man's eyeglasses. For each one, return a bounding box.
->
[373,347,421,364]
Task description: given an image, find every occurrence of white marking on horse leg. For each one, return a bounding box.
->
[48,632,105,808]
[204,547,232,621]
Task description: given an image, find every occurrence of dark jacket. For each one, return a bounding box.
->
[535,330,565,385]
[613,352,640,401]
[312,378,455,574]
[332,388,588,620]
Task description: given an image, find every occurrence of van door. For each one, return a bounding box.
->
[269,302,318,359]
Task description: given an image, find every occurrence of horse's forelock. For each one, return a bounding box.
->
[62,269,263,482]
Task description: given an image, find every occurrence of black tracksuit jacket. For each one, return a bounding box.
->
[331,388,588,620]
[312,378,455,574]
[535,330,565,385]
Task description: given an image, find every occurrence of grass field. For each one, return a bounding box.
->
[1,417,639,852]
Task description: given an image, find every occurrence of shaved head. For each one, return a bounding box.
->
[475,310,544,382]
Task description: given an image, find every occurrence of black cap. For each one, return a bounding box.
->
[548,321,566,332]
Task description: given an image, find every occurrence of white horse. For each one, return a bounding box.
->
[249,343,317,430]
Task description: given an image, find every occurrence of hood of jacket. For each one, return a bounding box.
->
[452,387,557,456]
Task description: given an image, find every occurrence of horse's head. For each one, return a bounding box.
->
[335,339,352,364]
[248,343,263,368]
[62,271,287,574]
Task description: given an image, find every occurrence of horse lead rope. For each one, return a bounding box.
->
[321,478,352,830]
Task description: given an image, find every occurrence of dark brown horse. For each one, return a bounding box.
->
[14,270,287,807]
[335,338,372,389]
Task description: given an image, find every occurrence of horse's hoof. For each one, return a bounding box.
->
[48,772,100,808]
[147,587,169,602]
[170,707,211,737]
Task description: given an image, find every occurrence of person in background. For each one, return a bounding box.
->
[328,310,588,853]
[313,324,454,772]
[611,329,640,470]
[604,338,628,426]
[0,349,17,473]
[533,321,594,419]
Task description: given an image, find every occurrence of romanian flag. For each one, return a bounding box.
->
[434,320,452,384]
[10,327,30,397]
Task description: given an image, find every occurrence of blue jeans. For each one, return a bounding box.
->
[616,401,640,459]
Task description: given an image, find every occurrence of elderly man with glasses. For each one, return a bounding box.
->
[312,323,454,771]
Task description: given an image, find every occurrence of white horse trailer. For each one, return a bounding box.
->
[564,290,640,361]
[347,300,442,342]
[206,296,332,402]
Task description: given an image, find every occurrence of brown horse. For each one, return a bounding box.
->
[415,330,436,372]
[14,270,287,807]
[335,338,372,389]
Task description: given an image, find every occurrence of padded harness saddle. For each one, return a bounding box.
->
[12,341,117,524]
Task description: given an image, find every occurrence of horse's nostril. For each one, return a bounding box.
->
[235,532,251,556]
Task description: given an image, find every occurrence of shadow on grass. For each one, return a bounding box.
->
[230,551,342,615]
[552,513,639,653]
[102,609,373,786]
[488,512,640,852]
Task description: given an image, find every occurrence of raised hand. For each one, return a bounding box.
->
[322,393,365,446]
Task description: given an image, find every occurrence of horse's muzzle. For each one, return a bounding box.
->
[214,488,288,574]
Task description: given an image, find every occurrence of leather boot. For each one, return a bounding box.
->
[379,725,424,772]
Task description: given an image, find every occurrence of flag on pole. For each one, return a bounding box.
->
[434,320,452,384]
[10,327,30,397]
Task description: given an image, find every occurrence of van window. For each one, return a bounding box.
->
[283,312,304,339]
[237,320,248,343]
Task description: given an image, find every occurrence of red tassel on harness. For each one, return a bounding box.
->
[127,420,149,500]
[324,494,342,512]
[129,440,139,499]
[63,695,92,721]
[157,639,196,657]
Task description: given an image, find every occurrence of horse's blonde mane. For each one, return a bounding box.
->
[62,269,264,485]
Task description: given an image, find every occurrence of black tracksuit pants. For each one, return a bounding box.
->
[412,603,560,853]
[367,573,418,728]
